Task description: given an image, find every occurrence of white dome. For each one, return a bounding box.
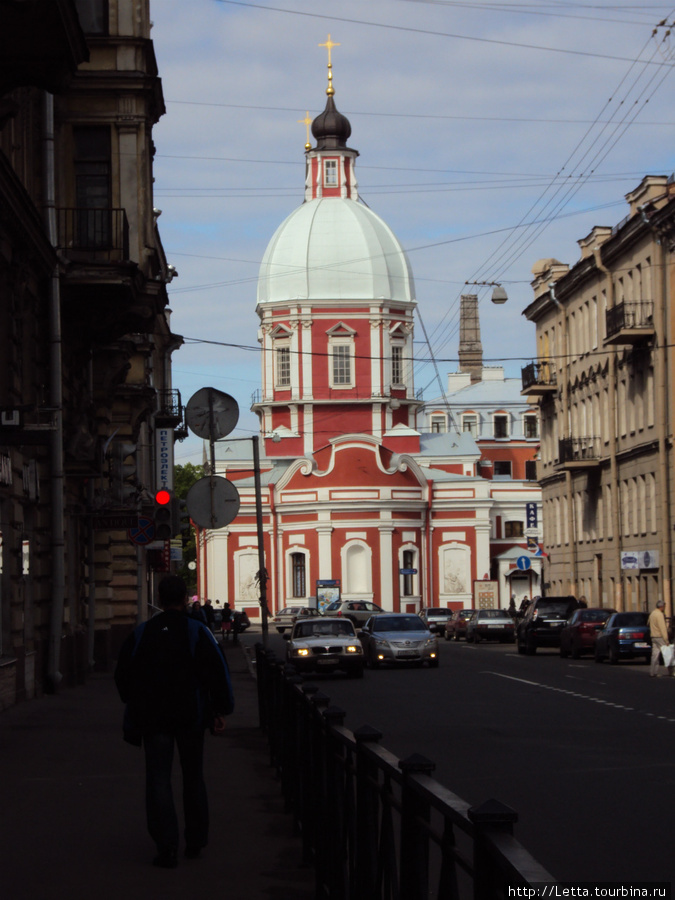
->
[257,198,415,305]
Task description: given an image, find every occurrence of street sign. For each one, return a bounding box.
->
[128,516,156,545]
[516,556,531,571]
[185,388,239,441]
[526,502,538,529]
[187,475,240,529]
[526,536,539,552]
[92,514,139,531]
[399,568,417,575]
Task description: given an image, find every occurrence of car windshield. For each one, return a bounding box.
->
[612,613,648,627]
[477,609,507,619]
[376,616,426,632]
[295,621,356,638]
[537,601,571,615]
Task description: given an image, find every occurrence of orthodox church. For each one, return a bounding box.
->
[195,67,542,621]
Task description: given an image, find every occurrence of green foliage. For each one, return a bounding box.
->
[173,463,203,590]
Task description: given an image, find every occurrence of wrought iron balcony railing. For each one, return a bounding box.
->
[521,360,557,396]
[558,436,601,469]
[56,208,130,261]
[605,301,655,345]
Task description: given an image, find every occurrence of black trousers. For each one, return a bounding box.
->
[143,728,208,852]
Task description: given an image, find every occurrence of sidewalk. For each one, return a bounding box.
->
[0,639,314,900]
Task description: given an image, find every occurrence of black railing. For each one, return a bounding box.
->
[56,207,129,260]
[558,437,600,465]
[605,301,654,339]
[156,388,182,421]
[521,360,556,392]
[256,645,556,899]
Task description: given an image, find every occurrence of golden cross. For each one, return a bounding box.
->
[319,34,340,95]
[298,111,312,149]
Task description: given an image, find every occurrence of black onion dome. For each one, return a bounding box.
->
[311,95,352,150]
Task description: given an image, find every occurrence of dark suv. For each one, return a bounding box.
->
[516,596,577,655]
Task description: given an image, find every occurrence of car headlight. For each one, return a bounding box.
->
[374,638,389,647]
[425,639,437,648]
[345,645,362,654]
[292,648,310,657]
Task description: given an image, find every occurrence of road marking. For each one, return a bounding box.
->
[487,672,675,724]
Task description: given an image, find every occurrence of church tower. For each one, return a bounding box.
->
[253,54,421,457]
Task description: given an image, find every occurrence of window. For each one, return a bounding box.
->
[324,159,338,186]
[523,414,539,439]
[493,460,512,478]
[430,415,446,433]
[525,460,537,481]
[391,345,403,385]
[332,343,352,386]
[505,521,524,538]
[276,345,291,387]
[75,0,108,33]
[74,127,111,248]
[494,414,509,439]
[291,553,306,598]
[462,414,478,437]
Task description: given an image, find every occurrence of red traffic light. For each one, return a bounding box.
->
[155,489,171,506]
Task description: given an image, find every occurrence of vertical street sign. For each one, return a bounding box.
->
[526,502,537,530]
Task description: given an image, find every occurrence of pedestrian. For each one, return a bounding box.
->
[203,598,216,630]
[114,575,234,868]
[190,599,207,624]
[577,595,588,608]
[508,596,517,618]
[221,602,232,641]
[648,599,674,678]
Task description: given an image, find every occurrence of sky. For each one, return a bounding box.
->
[148,0,675,466]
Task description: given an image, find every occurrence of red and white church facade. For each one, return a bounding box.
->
[195,82,543,622]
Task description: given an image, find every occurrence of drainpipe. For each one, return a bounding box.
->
[549,283,576,595]
[593,249,623,611]
[44,93,67,691]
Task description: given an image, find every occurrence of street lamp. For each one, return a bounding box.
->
[464,280,508,304]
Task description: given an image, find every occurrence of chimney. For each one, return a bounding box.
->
[458,294,483,383]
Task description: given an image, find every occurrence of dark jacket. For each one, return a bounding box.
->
[114,609,234,745]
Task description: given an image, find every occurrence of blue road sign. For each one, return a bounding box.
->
[128,516,156,546]
[516,556,531,571]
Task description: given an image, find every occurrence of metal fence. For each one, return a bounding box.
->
[255,644,556,900]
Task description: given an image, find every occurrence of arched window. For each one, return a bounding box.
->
[291,552,306,597]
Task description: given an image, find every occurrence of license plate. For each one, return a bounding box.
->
[488,624,501,628]
[634,642,650,649]
[397,650,419,658]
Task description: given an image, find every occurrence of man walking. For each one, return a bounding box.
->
[648,599,673,678]
[115,575,234,868]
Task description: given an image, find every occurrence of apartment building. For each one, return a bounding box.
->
[0,0,182,706]
[522,176,675,613]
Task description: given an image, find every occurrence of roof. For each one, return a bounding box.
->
[257,198,415,304]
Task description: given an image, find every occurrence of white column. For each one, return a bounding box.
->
[379,522,395,610]
[317,523,333,579]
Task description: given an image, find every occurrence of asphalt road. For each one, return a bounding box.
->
[244,629,675,888]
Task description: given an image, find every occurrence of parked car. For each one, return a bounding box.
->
[271,605,319,634]
[322,600,385,628]
[444,609,476,641]
[466,609,516,643]
[594,612,651,664]
[516,596,578,655]
[285,617,364,677]
[358,613,439,668]
[559,607,616,658]
[419,607,454,634]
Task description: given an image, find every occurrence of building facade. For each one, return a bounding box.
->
[197,79,541,618]
[0,0,182,707]
[522,175,675,613]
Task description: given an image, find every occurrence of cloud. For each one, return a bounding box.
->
[149,0,675,463]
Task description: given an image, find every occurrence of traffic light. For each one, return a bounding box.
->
[154,489,172,541]
[109,441,137,505]
[171,496,191,542]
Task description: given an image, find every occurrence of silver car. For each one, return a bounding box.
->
[270,605,319,634]
[358,613,439,668]
[285,617,364,678]
[322,599,385,628]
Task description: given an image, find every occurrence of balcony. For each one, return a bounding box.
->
[557,437,601,470]
[521,360,557,397]
[604,301,655,346]
[56,208,130,262]
[155,389,184,429]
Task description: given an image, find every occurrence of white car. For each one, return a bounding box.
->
[285,617,364,678]
[271,605,319,634]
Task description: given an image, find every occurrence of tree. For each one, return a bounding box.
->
[173,462,203,591]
